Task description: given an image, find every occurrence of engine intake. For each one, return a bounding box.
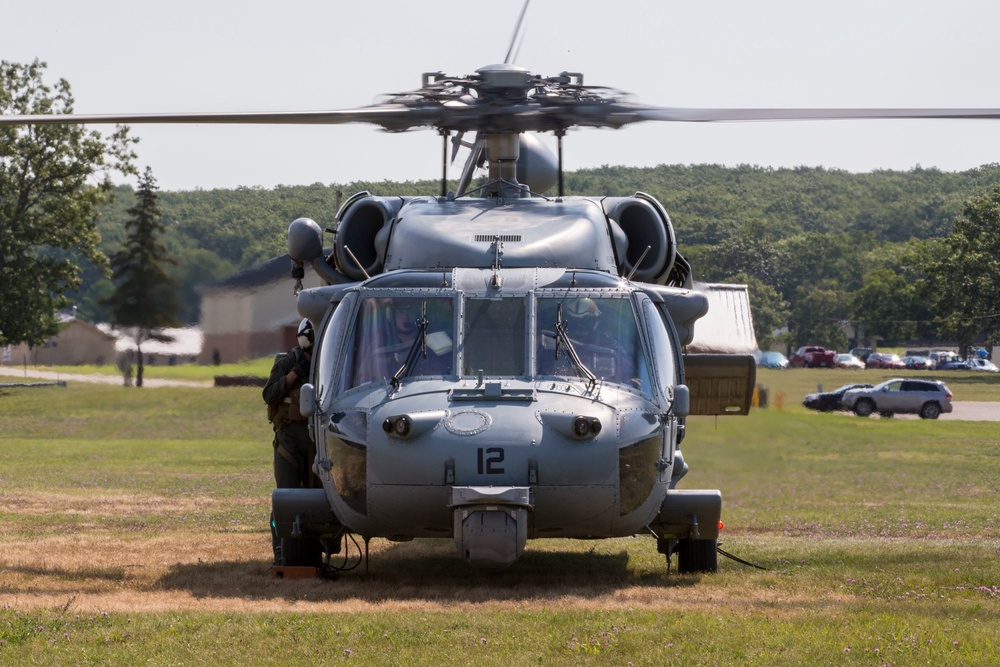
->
[603,194,677,284]
[334,196,401,280]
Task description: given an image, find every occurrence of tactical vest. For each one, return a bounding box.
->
[267,348,309,431]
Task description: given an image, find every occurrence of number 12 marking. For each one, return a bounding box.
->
[477,447,505,474]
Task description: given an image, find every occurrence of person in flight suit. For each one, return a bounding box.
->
[263,318,316,564]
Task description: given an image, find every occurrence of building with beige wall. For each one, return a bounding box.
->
[197,253,325,364]
[3,316,117,367]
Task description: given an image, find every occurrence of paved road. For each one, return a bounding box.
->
[3,367,998,419]
[903,401,999,421]
[826,401,999,421]
[0,366,211,388]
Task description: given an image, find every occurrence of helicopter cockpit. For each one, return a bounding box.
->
[315,268,675,404]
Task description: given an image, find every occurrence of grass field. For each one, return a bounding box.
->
[1,367,998,665]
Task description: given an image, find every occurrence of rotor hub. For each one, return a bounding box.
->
[475,64,533,98]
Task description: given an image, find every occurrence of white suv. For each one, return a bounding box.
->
[842,379,953,419]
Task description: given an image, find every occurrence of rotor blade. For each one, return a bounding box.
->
[504,0,531,65]
[0,105,451,131]
[632,107,1000,122]
[5,102,1000,136]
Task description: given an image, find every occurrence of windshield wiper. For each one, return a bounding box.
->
[554,303,597,391]
[391,301,428,389]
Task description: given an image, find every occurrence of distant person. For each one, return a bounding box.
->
[262,318,316,565]
[117,351,134,387]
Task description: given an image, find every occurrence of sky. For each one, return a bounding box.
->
[5,0,1000,191]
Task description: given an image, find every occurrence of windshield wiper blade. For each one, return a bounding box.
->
[391,302,428,389]
[554,304,597,391]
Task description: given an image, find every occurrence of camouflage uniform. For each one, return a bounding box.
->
[263,346,315,555]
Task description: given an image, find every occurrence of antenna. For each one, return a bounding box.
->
[343,245,371,280]
[625,246,652,282]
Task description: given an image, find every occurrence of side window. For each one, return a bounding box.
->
[314,294,355,401]
[641,298,675,396]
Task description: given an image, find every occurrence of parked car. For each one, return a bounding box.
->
[833,353,865,370]
[803,383,873,412]
[928,350,958,369]
[790,346,837,368]
[842,378,953,419]
[901,355,932,370]
[964,358,999,372]
[849,347,873,362]
[754,350,790,369]
[866,352,905,370]
[937,356,968,371]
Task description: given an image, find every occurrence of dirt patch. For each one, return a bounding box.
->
[0,531,799,615]
[1,491,219,518]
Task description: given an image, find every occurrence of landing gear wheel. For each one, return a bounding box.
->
[281,537,323,567]
[676,538,718,573]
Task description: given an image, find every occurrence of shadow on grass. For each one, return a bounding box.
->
[154,541,701,603]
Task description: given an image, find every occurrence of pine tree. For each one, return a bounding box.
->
[105,167,181,387]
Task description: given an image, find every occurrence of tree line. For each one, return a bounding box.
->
[69,163,1000,354]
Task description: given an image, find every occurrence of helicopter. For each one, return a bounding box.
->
[4,9,1000,576]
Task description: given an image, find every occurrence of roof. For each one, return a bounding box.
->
[97,325,204,356]
[199,253,292,293]
[198,248,333,293]
[56,315,117,341]
[686,283,758,355]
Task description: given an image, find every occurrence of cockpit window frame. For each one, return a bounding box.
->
[637,294,679,406]
[316,279,675,406]
[315,291,358,411]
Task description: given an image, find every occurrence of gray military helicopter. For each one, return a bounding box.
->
[4,6,1000,575]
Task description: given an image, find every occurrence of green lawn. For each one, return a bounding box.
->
[1,373,998,665]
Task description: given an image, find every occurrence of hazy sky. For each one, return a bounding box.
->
[6,0,1000,190]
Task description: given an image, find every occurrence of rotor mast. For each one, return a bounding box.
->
[471,64,532,198]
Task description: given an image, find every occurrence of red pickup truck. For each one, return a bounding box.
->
[790,346,837,368]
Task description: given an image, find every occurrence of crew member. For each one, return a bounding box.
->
[263,318,316,564]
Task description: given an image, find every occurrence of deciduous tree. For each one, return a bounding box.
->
[922,188,1000,351]
[0,60,135,346]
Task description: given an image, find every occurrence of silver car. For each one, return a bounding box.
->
[842,378,953,419]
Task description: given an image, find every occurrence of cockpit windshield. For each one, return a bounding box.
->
[324,289,661,399]
[344,296,455,389]
[536,296,653,394]
[463,297,526,376]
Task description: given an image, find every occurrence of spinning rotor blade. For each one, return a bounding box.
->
[504,0,531,65]
[0,106,441,131]
[5,103,1000,136]
[633,107,1000,122]
[3,62,999,135]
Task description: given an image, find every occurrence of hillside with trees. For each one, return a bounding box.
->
[74,163,1000,353]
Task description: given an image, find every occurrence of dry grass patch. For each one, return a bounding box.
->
[0,491,219,518]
